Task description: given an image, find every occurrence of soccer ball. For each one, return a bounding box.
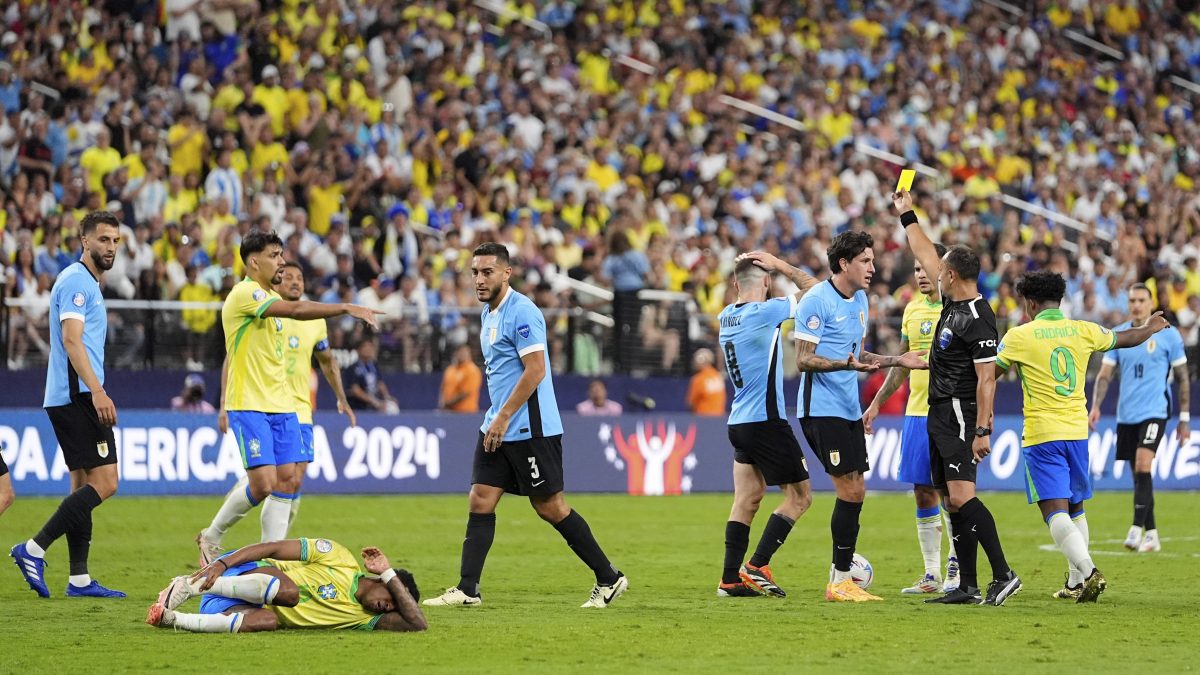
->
[850,553,873,589]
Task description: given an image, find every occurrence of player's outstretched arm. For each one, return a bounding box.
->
[483,350,545,451]
[264,299,385,330]
[795,339,877,373]
[1088,362,1116,431]
[864,338,912,435]
[861,349,929,370]
[737,251,819,299]
[191,540,304,591]
[892,190,942,298]
[316,349,356,427]
[1113,312,1170,348]
[361,547,428,632]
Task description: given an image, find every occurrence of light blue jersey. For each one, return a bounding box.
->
[719,296,797,425]
[480,288,563,441]
[1103,321,1186,424]
[793,279,869,420]
[44,261,107,407]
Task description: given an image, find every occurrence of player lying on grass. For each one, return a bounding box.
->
[146,538,427,632]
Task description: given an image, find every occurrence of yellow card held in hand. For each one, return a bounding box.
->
[896,169,915,192]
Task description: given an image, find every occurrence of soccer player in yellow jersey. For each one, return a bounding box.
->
[198,231,380,564]
[146,538,427,633]
[864,243,959,594]
[996,271,1167,603]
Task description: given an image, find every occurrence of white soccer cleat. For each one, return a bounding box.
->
[422,586,482,607]
[1138,529,1161,552]
[581,574,628,608]
[196,531,224,568]
[942,556,960,593]
[158,575,203,611]
[1124,526,1144,551]
[901,573,942,594]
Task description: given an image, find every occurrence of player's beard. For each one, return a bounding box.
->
[91,248,114,271]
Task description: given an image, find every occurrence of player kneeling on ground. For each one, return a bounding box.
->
[146,539,426,632]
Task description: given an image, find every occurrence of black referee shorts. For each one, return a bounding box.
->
[1116,418,1168,461]
[471,432,565,497]
[729,419,810,486]
[45,393,118,472]
[799,417,869,477]
[927,399,977,487]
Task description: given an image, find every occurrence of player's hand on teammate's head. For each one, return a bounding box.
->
[737,250,779,272]
[892,189,913,214]
[361,547,391,574]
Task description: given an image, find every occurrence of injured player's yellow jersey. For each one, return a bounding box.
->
[267,538,380,630]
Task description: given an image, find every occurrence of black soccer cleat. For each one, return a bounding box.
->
[981,571,1022,606]
[924,586,981,604]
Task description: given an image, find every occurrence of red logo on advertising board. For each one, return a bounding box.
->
[606,421,697,495]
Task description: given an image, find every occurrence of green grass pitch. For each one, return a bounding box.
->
[1,491,1196,673]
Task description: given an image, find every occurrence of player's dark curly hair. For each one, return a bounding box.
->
[393,568,420,602]
[943,245,980,281]
[827,231,873,273]
[81,210,120,235]
[1015,269,1066,304]
[239,230,284,260]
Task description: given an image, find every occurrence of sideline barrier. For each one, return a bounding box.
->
[2,411,1197,496]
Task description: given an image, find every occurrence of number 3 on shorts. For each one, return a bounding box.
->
[528,456,541,479]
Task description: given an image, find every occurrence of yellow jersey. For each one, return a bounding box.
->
[268,538,379,630]
[996,309,1116,446]
[222,279,290,413]
[284,318,330,425]
[900,293,942,416]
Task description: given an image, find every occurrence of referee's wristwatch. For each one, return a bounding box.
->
[974,427,992,438]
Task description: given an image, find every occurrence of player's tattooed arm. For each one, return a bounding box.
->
[361,547,427,632]
[795,339,879,373]
[1174,362,1190,442]
[865,338,912,431]
[860,350,929,370]
[1088,362,1115,431]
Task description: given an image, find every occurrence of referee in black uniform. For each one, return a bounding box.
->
[894,190,1021,606]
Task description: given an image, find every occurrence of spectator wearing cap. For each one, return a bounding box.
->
[252,64,288,136]
[378,203,419,278]
[171,373,216,414]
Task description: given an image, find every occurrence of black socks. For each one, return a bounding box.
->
[958,497,1011,581]
[722,521,750,584]
[831,499,862,572]
[1133,472,1155,529]
[554,510,619,585]
[457,512,496,597]
[33,485,103,567]
[749,513,795,569]
[948,510,978,590]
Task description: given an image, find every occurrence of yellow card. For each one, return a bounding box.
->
[896,169,915,192]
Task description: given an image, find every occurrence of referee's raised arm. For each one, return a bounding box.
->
[893,190,942,295]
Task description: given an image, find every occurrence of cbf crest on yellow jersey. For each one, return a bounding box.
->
[284,318,331,424]
[222,278,290,413]
[267,538,379,630]
[996,308,1116,446]
[900,293,941,416]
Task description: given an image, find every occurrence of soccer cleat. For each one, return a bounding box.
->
[717,581,764,597]
[581,573,628,608]
[740,563,786,598]
[1138,529,1161,552]
[901,573,942,594]
[10,543,50,598]
[942,556,960,593]
[196,531,224,568]
[145,602,176,627]
[158,575,202,610]
[981,571,1022,606]
[924,586,982,604]
[1077,569,1107,604]
[422,586,482,606]
[66,581,126,598]
[825,578,881,602]
[1053,585,1083,600]
[1124,525,1144,551]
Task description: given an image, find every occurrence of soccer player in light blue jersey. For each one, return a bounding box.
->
[424,243,626,609]
[11,211,126,598]
[715,251,819,598]
[792,231,929,602]
[1089,283,1190,553]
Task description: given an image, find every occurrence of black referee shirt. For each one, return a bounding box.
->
[928,295,998,405]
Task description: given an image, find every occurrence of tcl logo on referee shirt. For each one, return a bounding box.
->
[977,339,997,348]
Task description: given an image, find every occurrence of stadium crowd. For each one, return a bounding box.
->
[1,0,1199,379]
